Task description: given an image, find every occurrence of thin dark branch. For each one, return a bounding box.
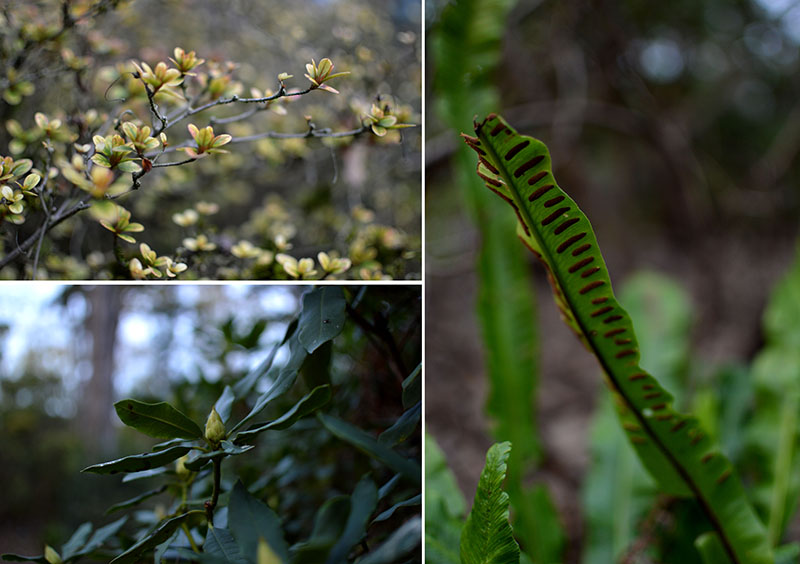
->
[138,79,168,133]
[0,199,91,271]
[229,124,369,144]
[170,85,314,125]
[209,106,263,125]
[31,152,55,279]
[153,158,198,168]
[345,302,408,380]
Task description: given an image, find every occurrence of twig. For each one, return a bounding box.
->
[31,151,54,279]
[345,302,408,380]
[228,124,369,144]
[153,158,198,168]
[0,198,91,271]
[138,79,168,132]
[168,85,314,129]
[209,106,263,125]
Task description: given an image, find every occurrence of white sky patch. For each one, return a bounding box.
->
[1,285,305,406]
[119,312,156,346]
[753,0,796,17]
[0,284,68,378]
[781,4,800,42]
[639,38,685,83]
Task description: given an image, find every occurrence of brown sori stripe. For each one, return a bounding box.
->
[554,217,580,234]
[569,257,595,273]
[642,384,655,390]
[643,392,661,400]
[603,314,623,323]
[670,420,687,432]
[651,403,667,411]
[701,453,715,464]
[591,296,608,304]
[477,171,502,187]
[579,280,605,294]
[572,243,591,256]
[514,155,544,177]
[590,305,614,317]
[656,413,673,421]
[556,232,586,253]
[490,123,506,136]
[465,139,486,155]
[479,156,499,175]
[629,436,646,444]
[544,195,565,208]
[615,338,632,345]
[541,207,570,225]
[581,266,601,278]
[691,433,704,445]
[629,373,647,381]
[716,469,732,484]
[504,140,530,160]
[486,186,514,209]
[615,349,636,358]
[527,171,548,185]
[528,184,554,201]
[604,328,626,337]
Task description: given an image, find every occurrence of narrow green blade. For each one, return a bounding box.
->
[82,446,192,475]
[464,114,772,564]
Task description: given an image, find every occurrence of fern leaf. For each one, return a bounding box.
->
[463,114,773,564]
[460,442,520,564]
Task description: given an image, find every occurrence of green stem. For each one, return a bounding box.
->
[767,390,798,545]
[181,522,200,554]
[205,456,222,523]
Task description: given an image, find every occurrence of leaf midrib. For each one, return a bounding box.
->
[120,402,201,438]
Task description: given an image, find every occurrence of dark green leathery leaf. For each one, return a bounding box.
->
[114,399,202,440]
[81,446,192,475]
[464,113,772,564]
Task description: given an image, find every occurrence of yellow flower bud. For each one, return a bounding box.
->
[175,455,191,479]
[44,545,62,564]
[205,407,226,445]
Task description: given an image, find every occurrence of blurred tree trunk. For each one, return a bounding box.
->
[79,286,121,455]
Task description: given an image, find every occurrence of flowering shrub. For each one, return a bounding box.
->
[0,0,421,279]
[1,286,422,562]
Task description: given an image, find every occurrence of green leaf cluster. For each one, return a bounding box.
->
[3,286,421,564]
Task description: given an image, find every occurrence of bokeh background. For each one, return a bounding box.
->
[426,0,800,561]
[0,284,421,556]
